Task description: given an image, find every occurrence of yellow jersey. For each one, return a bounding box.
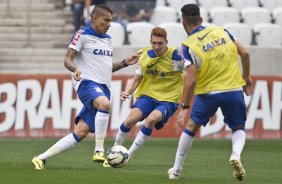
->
[134,47,184,103]
[182,25,246,94]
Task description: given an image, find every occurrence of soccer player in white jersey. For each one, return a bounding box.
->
[167,4,253,181]
[32,4,139,170]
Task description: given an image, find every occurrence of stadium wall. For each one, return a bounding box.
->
[0,74,281,139]
[112,46,282,76]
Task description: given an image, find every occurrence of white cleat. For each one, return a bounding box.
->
[230,155,246,181]
[168,168,181,180]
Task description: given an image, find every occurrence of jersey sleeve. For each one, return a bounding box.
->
[135,48,147,76]
[224,29,237,42]
[182,45,194,68]
[69,29,84,52]
[172,49,184,71]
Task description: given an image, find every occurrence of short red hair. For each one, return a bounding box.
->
[151,27,167,40]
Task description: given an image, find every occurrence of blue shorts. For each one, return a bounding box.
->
[133,95,178,130]
[190,90,246,130]
[75,80,110,132]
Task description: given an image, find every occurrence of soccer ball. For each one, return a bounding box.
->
[106,145,129,168]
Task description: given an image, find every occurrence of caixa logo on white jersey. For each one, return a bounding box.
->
[93,49,113,56]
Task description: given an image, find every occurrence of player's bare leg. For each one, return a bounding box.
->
[32,120,89,170]
[114,108,143,146]
[127,110,162,160]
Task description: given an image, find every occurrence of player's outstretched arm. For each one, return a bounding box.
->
[121,74,143,101]
[112,52,141,72]
[64,48,81,81]
[176,64,197,128]
[234,40,253,96]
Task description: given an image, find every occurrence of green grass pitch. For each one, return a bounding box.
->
[0,138,281,184]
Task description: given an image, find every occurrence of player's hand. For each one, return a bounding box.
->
[176,109,188,128]
[120,91,129,101]
[243,76,253,96]
[72,69,81,81]
[124,51,142,66]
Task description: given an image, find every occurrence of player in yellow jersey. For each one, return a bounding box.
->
[168,4,253,181]
[113,27,185,161]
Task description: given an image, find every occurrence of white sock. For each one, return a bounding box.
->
[114,129,129,146]
[37,133,78,160]
[94,111,109,152]
[173,131,194,172]
[114,122,131,146]
[231,129,246,158]
[128,129,150,159]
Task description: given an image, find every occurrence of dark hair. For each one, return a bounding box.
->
[151,27,167,40]
[91,4,113,17]
[181,4,201,25]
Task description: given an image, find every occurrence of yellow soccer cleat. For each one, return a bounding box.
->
[230,155,246,181]
[32,156,46,170]
[102,159,111,168]
[93,151,106,162]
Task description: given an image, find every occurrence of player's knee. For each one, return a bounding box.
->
[95,101,111,112]
[186,119,200,133]
[154,122,164,130]
[73,130,88,140]
[100,102,111,112]
[145,118,160,129]
[74,119,90,140]
[124,119,137,128]
[93,97,111,111]
[146,116,159,125]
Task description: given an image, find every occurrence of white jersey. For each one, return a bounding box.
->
[69,26,113,91]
